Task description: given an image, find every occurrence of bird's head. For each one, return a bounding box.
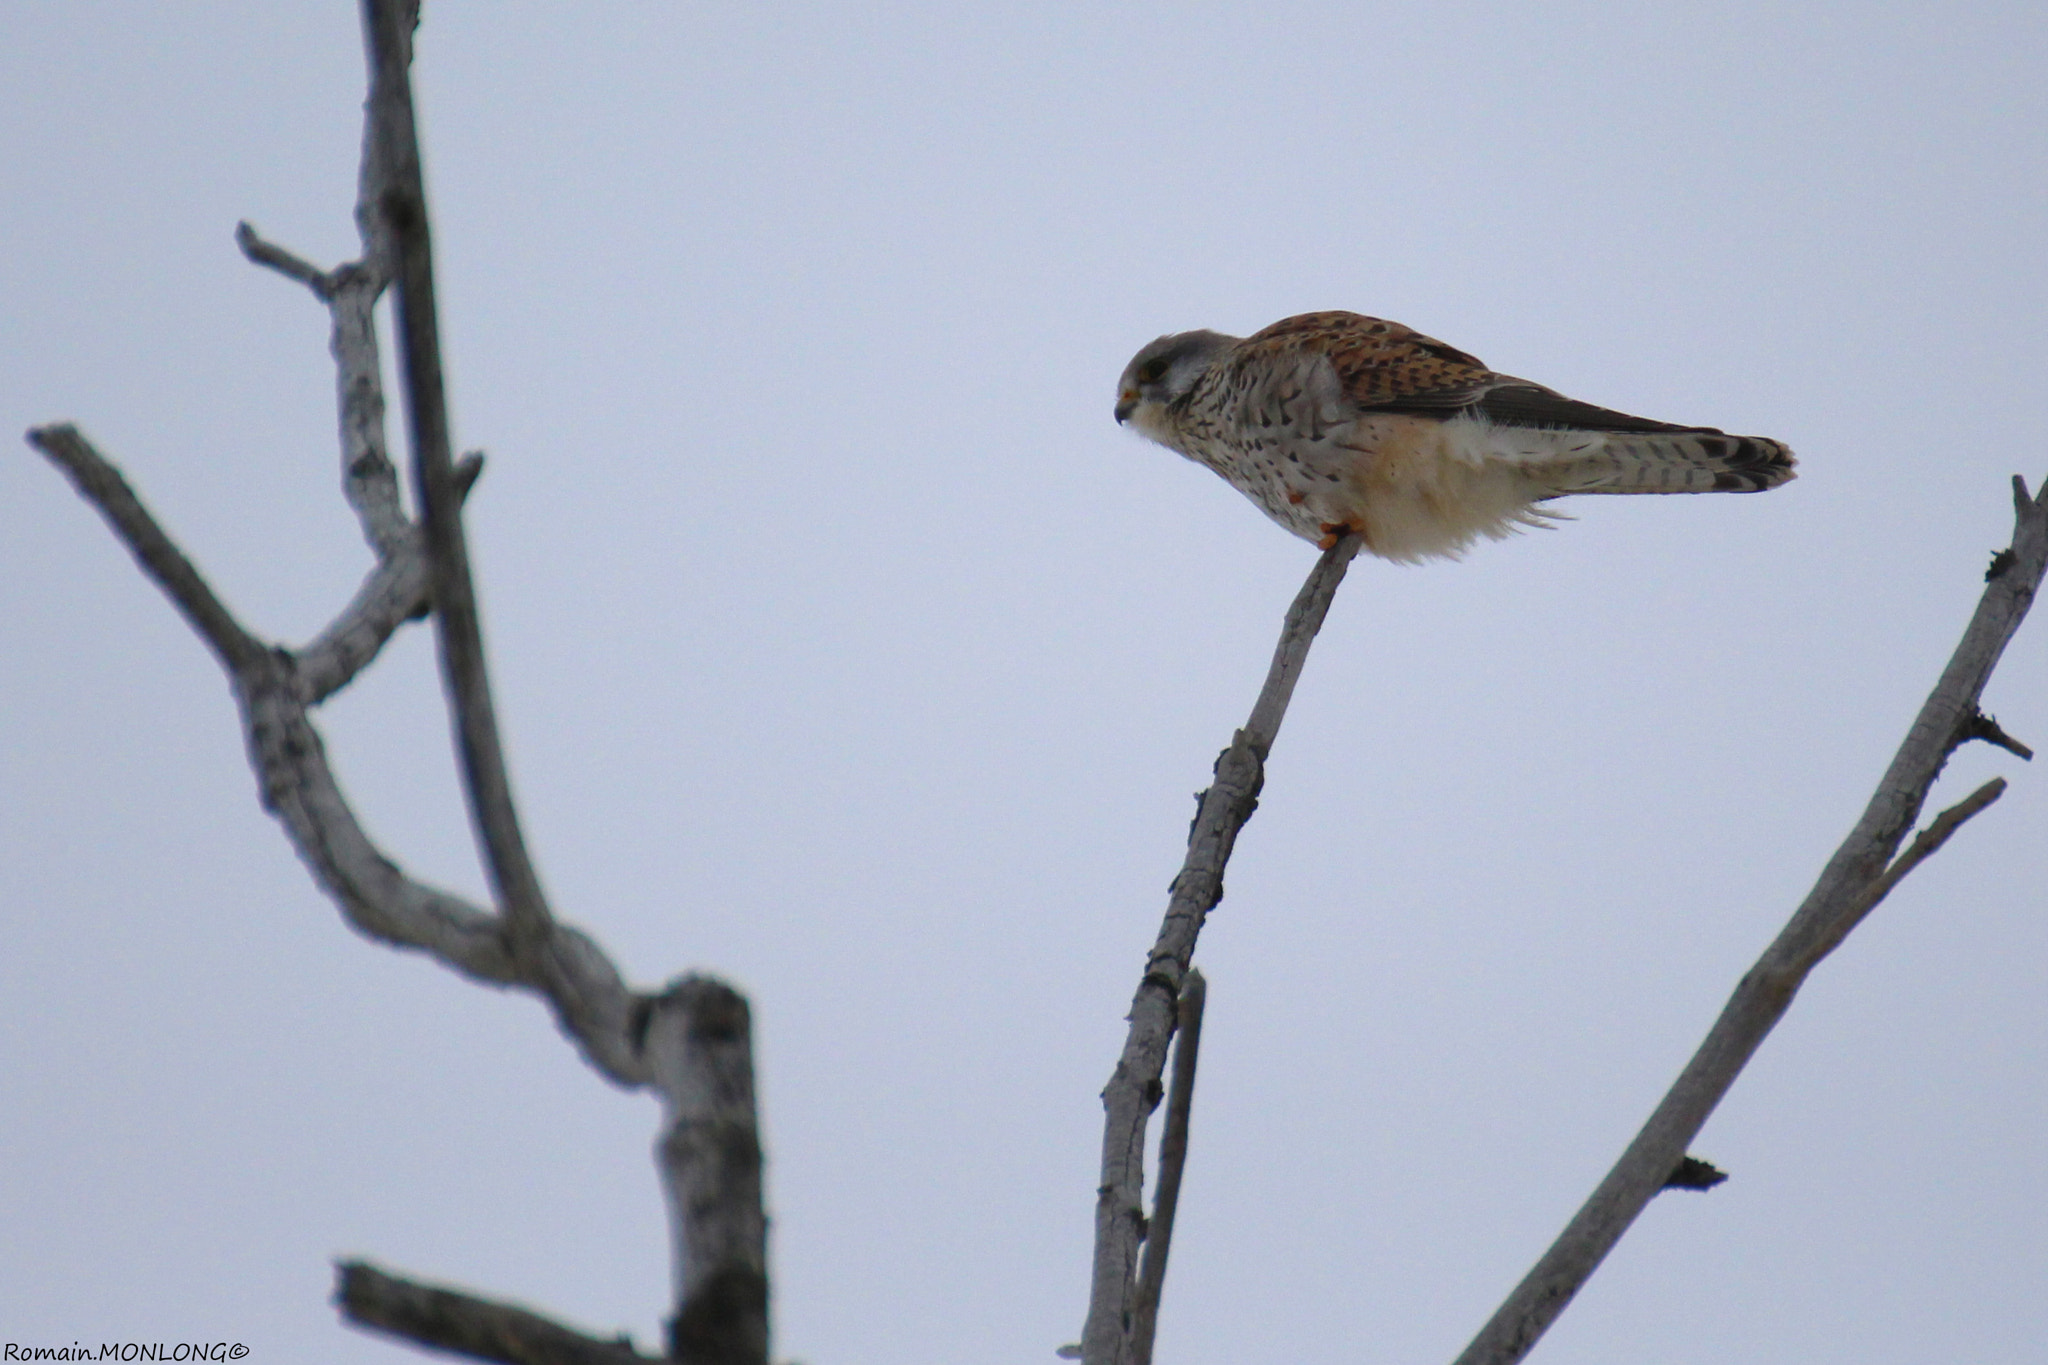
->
[1115,329,1235,443]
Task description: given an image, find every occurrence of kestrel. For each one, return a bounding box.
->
[1115,311,1794,562]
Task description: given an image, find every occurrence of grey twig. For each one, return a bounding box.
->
[1790,776,2006,973]
[235,220,335,297]
[296,549,434,702]
[1245,536,1365,751]
[1082,535,1362,1365]
[26,424,267,676]
[325,244,408,557]
[1130,969,1207,1365]
[239,149,404,559]
[337,1260,660,1365]
[1453,475,2047,1365]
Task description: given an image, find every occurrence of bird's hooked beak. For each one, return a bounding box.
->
[1114,388,1137,424]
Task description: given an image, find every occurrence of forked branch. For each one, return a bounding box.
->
[361,0,555,966]
[25,1,770,1358]
[24,423,647,1079]
[1080,535,1361,1365]
[1129,969,1207,1365]
[1453,474,2047,1365]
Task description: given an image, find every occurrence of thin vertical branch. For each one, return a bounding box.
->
[1082,536,1361,1365]
[352,10,770,1354]
[234,217,406,558]
[359,0,554,960]
[1130,969,1207,1365]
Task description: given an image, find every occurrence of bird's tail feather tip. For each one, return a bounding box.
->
[1710,435,1797,492]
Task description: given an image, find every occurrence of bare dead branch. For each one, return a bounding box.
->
[32,3,768,1355]
[239,219,404,554]
[20,430,538,994]
[1130,968,1207,1365]
[26,427,650,1085]
[1082,534,1362,1365]
[643,978,770,1365]
[337,1260,659,1365]
[238,215,406,558]
[243,662,651,1083]
[297,550,433,701]
[362,0,555,966]
[235,220,335,297]
[26,424,267,675]
[327,251,408,556]
[1454,476,2047,1365]
[1245,536,1367,752]
[1789,776,2006,974]
[297,453,484,704]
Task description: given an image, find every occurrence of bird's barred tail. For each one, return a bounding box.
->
[1543,431,1796,496]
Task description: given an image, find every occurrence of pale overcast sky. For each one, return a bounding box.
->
[4,3,2044,1362]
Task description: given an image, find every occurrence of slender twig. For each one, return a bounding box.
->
[361,0,554,964]
[1245,539,1366,751]
[26,424,267,675]
[239,217,405,558]
[1454,476,2047,1365]
[242,208,403,547]
[337,1261,660,1365]
[235,220,335,297]
[296,551,432,701]
[1130,969,1207,1365]
[1082,535,1361,1365]
[1789,776,2006,973]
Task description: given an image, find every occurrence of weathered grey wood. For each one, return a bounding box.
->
[235,214,404,559]
[361,0,555,968]
[26,3,770,1356]
[1130,969,1206,1365]
[644,978,771,1365]
[27,424,268,675]
[337,1260,660,1365]
[26,423,651,1085]
[297,452,482,704]
[1082,536,1361,1365]
[1453,476,2046,1365]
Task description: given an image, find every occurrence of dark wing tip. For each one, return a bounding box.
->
[1457,381,1701,433]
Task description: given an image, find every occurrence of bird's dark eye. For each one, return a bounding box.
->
[1135,358,1168,384]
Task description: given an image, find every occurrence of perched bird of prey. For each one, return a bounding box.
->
[1115,311,1794,562]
